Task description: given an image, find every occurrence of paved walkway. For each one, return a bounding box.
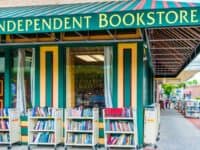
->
[156,109,200,150]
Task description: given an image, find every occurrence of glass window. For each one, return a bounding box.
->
[66,46,114,116]
[10,48,34,111]
[66,47,105,109]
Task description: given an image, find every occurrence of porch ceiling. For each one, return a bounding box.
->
[147,27,200,78]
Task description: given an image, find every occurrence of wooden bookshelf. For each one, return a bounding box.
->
[65,107,99,150]
[0,109,21,149]
[103,108,138,150]
[28,108,63,150]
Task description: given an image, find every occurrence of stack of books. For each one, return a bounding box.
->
[0,109,8,117]
[32,132,55,143]
[107,121,133,132]
[107,134,134,145]
[34,120,54,130]
[68,120,92,131]
[67,133,92,144]
[0,133,9,142]
[104,108,132,117]
[31,107,54,117]
[0,120,9,130]
[69,108,93,117]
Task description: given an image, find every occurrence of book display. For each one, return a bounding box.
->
[185,100,200,118]
[103,108,138,149]
[65,107,99,150]
[28,107,63,150]
[0,108,21,149]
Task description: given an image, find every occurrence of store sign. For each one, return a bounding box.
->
[0,8,199,34]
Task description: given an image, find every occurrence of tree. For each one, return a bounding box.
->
[162,84,176,99]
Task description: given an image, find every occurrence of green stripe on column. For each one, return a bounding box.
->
[99,128,104,138]
[21,127,28,135]
[137,42,144,147]
[112,45,118,108]
[5,49,11,108]
[35,46,40,107]
[123,49,131,107]
[46,52,53,107]
[58,46,66,108]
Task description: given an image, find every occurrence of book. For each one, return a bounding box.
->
[31,107,54,117]
[32,132,55,143]
[0,108,8,117]
[107,134,134,145]
[34,120,54,130]
[68,120,92,131]
[0,133,9,142]
[68,107,93,117]
[107,121,134,132]
[104,108,132,117]
[67,133,92,144]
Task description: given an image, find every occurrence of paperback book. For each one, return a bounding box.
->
[0,120,9,130]
[106,121,134,132]
[0,133,9,142]
[31,107,54,117]
[34,120,54,130]
[107,134,134,145]
[104,108,132,117]
[67,133,92,144]
[32,132,55,143]
[68,120,92,131]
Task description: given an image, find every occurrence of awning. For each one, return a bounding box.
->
[0,0,199,34]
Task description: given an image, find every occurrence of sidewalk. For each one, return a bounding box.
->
[156,109,200,150]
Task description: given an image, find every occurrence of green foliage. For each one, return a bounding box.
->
[162,84,176,97]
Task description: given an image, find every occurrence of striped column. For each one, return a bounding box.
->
[40,46,59,108]
[117,43,137,108]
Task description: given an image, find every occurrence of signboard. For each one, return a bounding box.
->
[0,8,199,34]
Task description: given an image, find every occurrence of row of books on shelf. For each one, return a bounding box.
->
[68,107,93,117]
[104,108,132,117]
[34,120,54,130]
[31,107,55,117]
[67,120,92,131]
[107,134,134,145]
[67,133,92,144]
[0,109,8,117]
[32,132,55,143]
[106,121,134,132]
[0,133,9,142]
[0,120,9,130]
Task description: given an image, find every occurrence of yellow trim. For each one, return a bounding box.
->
[131,44,137,108]
[40,49,46,107]
[0,80,3,96]
[6,33,55,43]
[118,43,137,108]
[98,138,104,144]
[40,46,59,107]
[98,122,104,129]
[66,49,75,108]
[21,121,28,127]
[117,44,124,107]
[21,136,28,142]
[61,29,141,41]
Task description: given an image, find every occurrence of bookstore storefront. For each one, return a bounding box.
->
[0,0,199,147]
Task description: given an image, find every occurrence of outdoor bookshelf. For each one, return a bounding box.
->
[185,100,200,118]
[0,108,21,149]
[65,107,99,150]
[103,108,138,150]
[28,107,63,150]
